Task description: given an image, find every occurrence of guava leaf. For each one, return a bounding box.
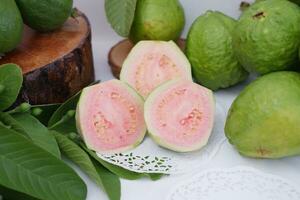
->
[54,132,121,200]
[0,64,23,111]
[0,125,87,200]
[48,91,80,129]
[81,143,163,180]
[105,0,137,37]
[0,112,27,135]
[92,159,121,200]
[31,103,61,126]
[11,113,61,158]
[0,185,38,200]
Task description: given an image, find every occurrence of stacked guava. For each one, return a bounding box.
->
[77,41,215,153]
[84,0,300,158]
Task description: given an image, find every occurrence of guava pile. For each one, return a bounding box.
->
[77,41,215,153]
[96,0,300,158]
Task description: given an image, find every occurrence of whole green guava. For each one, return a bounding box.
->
[233,0,300,75]
[186,11,248,90]
[129,0,185,43]
[225,71,300,159]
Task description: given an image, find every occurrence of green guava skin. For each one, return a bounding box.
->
[233,0,300,75]
[256,0,300,5]
[186,11,249,91]
[129,0,185,43]
[225,72,300,159]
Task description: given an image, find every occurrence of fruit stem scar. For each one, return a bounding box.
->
[253,12,265,19]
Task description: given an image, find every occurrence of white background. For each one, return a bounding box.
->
[72,0,300,199]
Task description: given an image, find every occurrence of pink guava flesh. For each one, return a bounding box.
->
[120,41,192,99]
[76,80,147,154]
[145,79,215,152]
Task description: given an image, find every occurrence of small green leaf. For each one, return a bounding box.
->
[31,103,61,125]
[92,159,121,200]
[0,125,87,200]
[54,132,120,200]
[11,113,61,158]
[105,0,137,37]
[0,64,23,111]
[48,92,80,128]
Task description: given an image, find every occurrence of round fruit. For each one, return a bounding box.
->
[129,0,185,43]
[225,71,300,159]
[144,79,215,152]
[15,0,73,32]
[0,0,23,53]
[233,0,300,75]
[186,11,249,90]
[76,80,147,154]
[120,40,192,99]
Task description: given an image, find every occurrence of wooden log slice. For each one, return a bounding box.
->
[0,10,95,105]
[108,38,186,79]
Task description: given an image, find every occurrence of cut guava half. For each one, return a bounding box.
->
[76,80,147,154]
[144,79,215,152]
[120,40,192,99]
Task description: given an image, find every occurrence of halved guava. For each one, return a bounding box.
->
[144,79,215,152]
[120,40,192,99]
[76,80,147,154]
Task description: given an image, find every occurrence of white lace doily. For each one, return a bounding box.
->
[167,166,300,200]
[96,103,226,174]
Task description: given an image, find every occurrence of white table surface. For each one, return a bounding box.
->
[72,1,300,199]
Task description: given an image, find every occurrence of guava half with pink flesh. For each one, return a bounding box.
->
[144,79,215,152]
[120,40,192,99]
[76,80,147,154]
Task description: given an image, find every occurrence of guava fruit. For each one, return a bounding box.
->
[129,0,185,43]
[15,0,73,32]
[186,11,249,91]
[144,79,215,152]
[225,71,300,159]
[76,80,147,154]
[233,0,300,75]
[0,0,23,53]
[120,40,192,99]
[256,0,300,5]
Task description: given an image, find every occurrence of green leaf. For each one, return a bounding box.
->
[0,185,38,200]
[0,125,87,200]
[31,104,61,125]
[105,0,137,37]
[92,159,121,200]
[11,113,61,158]
[48,91,80,132]
[0,64,23,111]
[0,112,27,135]
[54,132,121,200]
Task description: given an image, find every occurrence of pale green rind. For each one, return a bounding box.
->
[129,0,185,43]
[233,0,300,75]
[144,79,215,153]
[186,11,249,90]
[0,0,23,53]
[225,72,300,158]
[76,80,147,154]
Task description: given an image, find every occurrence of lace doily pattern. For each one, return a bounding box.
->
[167,166,300,200]
[97,103,226,174]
